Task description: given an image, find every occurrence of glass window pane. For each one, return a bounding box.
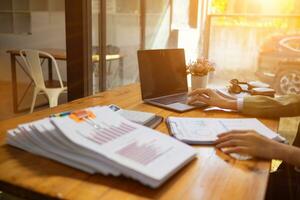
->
[30,0,48,11]
[207,0,300,94]
[0,0,12,11]
[13,0,29,11]
[106,0,140,89]
[49,0,65,11]
[0,13,13,33]
[116,0,139,14]
[13,13,31,33]
[92,0,100,93]
[0,0,67,119]
[145,0,171,49]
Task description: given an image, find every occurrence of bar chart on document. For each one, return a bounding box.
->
[117,140,173,166]
[78,118,174,166]
[82,119,137,145]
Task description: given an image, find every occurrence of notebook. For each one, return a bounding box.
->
[166,117,286,160]
[166,117,285,144]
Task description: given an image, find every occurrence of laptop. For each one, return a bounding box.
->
[137,49,207,112]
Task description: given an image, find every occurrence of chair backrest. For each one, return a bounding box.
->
[20,49,64,89]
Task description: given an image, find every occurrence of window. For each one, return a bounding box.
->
[0,0,64,34]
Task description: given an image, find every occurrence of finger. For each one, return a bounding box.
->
[217,131,233,138]
[223,147,248,154]
[215,133,248,144]
[188,88,211,96]
[217,130,251,137]
[188,88,206,96]
[187,95,210,105]
[187,96,199,104]
[215,89,237,100]
[215,139,246,149]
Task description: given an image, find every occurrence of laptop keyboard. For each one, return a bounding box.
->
[151,94,187,105]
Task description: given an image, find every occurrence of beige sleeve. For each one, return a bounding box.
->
[242,94,300,118]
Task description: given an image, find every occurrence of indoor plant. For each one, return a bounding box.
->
[187,57,215,90]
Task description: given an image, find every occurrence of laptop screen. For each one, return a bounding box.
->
[137,49,188,99]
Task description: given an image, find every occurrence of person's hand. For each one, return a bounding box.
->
[187,88,237,110]
[215,130,282,159]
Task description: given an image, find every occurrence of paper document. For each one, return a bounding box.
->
[166,117,285,144]
[51,107,196,187]
[7,106,196,188]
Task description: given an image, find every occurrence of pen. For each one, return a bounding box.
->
[50,111,71,118]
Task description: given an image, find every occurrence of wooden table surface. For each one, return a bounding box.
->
[0,84,278,200]
[7,49,123,62]
[7,49,67,60]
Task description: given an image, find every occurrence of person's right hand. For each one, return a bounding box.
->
[215,130,283,159]
[187,88,237,110]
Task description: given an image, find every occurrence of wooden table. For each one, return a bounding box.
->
[7,49,124,113]
[0,84,278,200]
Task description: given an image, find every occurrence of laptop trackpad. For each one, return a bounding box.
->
[167,103,194,111]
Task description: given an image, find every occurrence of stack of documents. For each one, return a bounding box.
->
[7,106,196,188]
[166,117,286,144]
[108,105,163,128]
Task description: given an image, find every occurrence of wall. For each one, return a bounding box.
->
[0,11,66,82]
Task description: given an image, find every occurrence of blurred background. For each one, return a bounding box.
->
[0,0,300,120]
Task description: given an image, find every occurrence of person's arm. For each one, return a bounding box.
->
[275,144,300,167]
[242,94,300,118]
[188,88,300,118]
[188,89,300,165]
[215,131,300,167]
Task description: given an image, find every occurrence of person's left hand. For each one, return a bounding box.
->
[215,130,281,159]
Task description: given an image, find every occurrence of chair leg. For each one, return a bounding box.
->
[48,92,61,108]
[45,89,65,108]
[30,88,38,113]
[48,97,59,108]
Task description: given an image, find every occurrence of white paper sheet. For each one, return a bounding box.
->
[50,107,196,188]
[167,117,285,144]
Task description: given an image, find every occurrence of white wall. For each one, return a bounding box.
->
[0,11,66,82]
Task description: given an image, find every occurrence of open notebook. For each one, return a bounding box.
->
[166,117,285,160]
[166,117,285,144]
[7,106,196,188]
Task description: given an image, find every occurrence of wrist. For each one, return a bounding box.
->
[220,99,237,110]
[272,142,291,161]
[271,143,300,166]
